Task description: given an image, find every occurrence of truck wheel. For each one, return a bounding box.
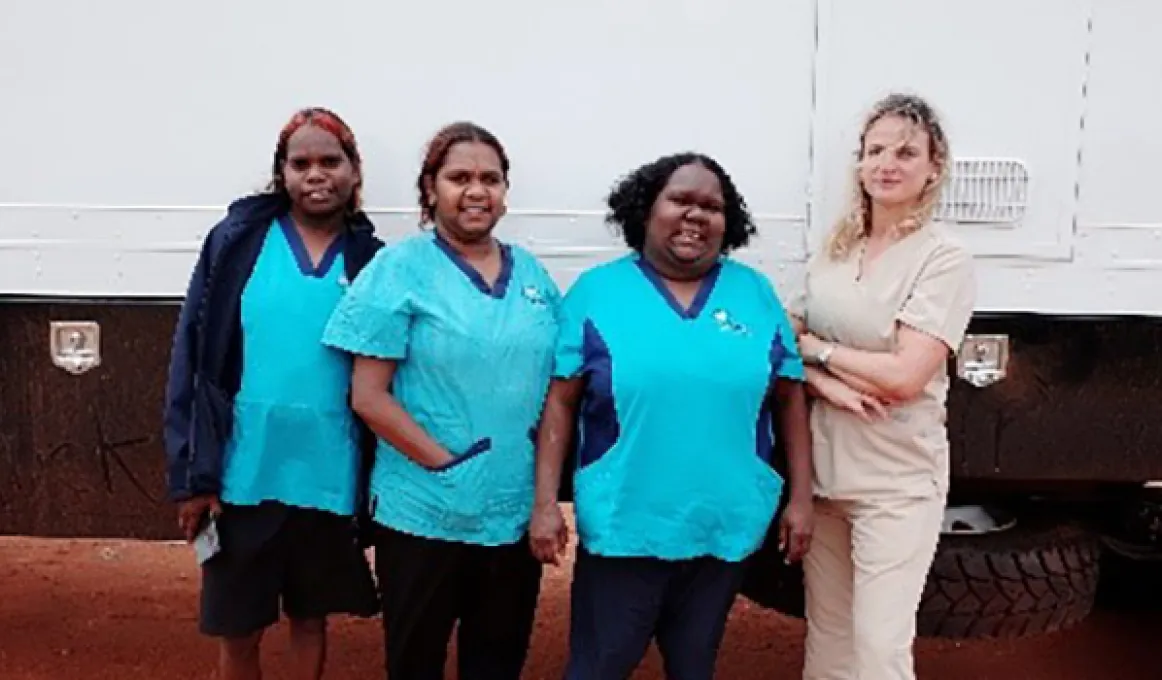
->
[918,520,1100,639]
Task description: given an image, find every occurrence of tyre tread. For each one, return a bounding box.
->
[917,523,1099,640]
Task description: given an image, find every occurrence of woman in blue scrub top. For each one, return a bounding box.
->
[530,152,815,680]
[163,108,382,680]
[322,121,559,680]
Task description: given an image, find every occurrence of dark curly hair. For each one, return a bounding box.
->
[417,121,510,225]
[605,152,756,253]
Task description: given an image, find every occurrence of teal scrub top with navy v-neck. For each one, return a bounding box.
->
[219,217,361,516]
[322,231,560,546]
[554,254,805,562]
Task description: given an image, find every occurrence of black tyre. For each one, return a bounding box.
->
[918,522,1100,639]
[741,519,1101,641]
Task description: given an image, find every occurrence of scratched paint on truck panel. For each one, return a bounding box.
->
[0,303,178,539]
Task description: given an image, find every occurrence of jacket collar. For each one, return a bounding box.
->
[223,192,376,236]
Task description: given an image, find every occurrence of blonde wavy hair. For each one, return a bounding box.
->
[825,93,951,260]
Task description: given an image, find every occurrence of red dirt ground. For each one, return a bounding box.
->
[0,536,1159,679]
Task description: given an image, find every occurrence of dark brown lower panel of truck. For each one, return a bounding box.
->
[0,301,180,539]
[2,301,1162,540]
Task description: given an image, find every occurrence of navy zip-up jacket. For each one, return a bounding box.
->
[162,192,384,508]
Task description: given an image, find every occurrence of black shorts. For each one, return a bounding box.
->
[199,502,380,638]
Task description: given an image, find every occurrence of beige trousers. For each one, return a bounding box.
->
[801,495,945,680]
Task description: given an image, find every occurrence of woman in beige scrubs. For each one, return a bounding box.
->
[792,93,976,680]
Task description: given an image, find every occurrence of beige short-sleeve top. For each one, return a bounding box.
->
[794,223,976,500]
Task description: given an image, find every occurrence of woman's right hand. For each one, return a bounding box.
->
[423,449,457,470]
[177,494,222,542]
[529,501,569,566]
[818,376,891,423]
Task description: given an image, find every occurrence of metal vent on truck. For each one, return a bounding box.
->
[936,158,1029,224]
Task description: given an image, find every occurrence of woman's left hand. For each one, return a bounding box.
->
[529,501,570,566]
[779,496,814,564]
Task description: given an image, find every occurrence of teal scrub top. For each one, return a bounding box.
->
[220,217,361,516]
[554,254,805,561]
[322,231,560,546]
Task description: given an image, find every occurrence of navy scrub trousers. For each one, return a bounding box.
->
[565,547,746,680]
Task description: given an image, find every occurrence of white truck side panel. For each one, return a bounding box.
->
[1,1,1160,315]
[0,0,815,296]
[811,0,1089,262]
[1074,1,1162,273]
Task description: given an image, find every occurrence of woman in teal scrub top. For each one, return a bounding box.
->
[530,152,815,680]
[164,107,381,680]
[322,121,559,680]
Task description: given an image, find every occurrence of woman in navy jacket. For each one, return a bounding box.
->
[163,107,382,680]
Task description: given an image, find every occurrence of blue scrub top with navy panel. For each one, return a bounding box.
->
[554,254,805,562]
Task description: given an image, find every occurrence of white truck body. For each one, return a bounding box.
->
[4,2,1162,640]
[2,0,1159,315]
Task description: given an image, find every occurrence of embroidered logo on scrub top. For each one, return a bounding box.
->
[521,285,548,306]
[712,308,750,336]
